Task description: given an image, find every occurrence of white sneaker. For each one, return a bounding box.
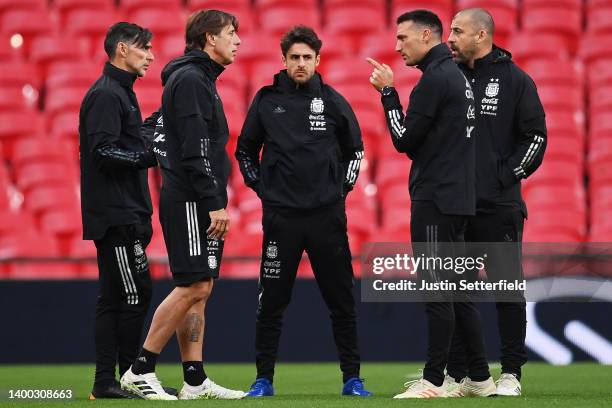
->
[178,378,246,400]
[120,367,177,400]
[459,376,497,397]
[393,378,445,399]
[495,373,522,396]
[443,375,464,398]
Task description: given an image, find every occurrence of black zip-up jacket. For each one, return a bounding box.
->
[235,70,364,212]
[150,49,230,210]
[79,62,156,240]
[381,43,476,215]
[459,46,547,216]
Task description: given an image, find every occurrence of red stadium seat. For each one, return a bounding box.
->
[0,10,57,56]
[521,7,582,53]
[46,62,100,92]
[523,60,583,89]
[0,0,46,14]
[120,0,182,14]
[537,85,583,113]
[587,6,612,35]
[587,59,612,89]
[325,57,374,86]
[0,86,35,112]
[186,1,254,33]
[506,33,570,66]
[128,9,185,42]
[50,110,79,141]
[332,84,381,112]
[589,84,612,116]
[24,185,79,215]
[0,111,44,159]
[392,0,453,32]
[45,86,89,120]
[230,33,282,76]
[29,36,89,76]
[0,210,36,237]
[325,5,386,49]
[524,185,586,215]
[15,162,78,194]
[258,5,320,36]
[40,207,82,251]
[579,34,612,66]
[522,159,583,191]
[523,209,586,242]
[12,137,75,171]
[133,85,162,119]
[159,34,184,61]
[521,0,581,12]
[54,0,114,15]
[545,109,584,140]
[545,131,584,165]
[64,9,123,49]
[590,111,612,136]
[377,159,411,192]
[256,0,318,10]
[0,61,41,90]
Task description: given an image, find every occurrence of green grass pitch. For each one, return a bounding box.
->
[0,363,609,407]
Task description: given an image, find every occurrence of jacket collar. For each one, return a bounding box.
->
[274,70,323,95]
[470,45,513,70]
[189,49,225,80]
[104,62,137,89]
[417,43,452,72]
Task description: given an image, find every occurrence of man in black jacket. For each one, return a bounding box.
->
[79,22,156,399]
[235,26,372,397]
[120,10,245,400]
[368,10,494,398]
[446,8,547,397]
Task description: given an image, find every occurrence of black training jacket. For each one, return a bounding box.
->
[235,70,364,212]
[458,46,547,216]
[79,62,156,240]
[381,43,476,216]
[150,49,230,210]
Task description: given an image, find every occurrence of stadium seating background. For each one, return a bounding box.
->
[0,0,610,279]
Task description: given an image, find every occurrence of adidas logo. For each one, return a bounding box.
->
[273,106,286,113]
[187,366,196,372]
[138,356,147,363]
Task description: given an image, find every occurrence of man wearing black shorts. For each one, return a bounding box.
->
[120,10,245,400]
[368,10,494,398]
[79,22,156,400]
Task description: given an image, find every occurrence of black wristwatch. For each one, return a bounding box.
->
[380,86,395,96]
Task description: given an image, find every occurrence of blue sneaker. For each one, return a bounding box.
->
[246,378,274,397]
[342,378,373,396]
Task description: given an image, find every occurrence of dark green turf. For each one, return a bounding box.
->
[0,363,609,407]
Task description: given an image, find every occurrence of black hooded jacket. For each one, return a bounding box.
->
[235,70,364,212]
[458,46,547,216]
[381,43,477,216]
[148,49,230,210]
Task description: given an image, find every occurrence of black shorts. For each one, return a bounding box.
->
[159,195,224,286]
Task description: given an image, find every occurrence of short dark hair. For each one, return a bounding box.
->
[104,22,152,59]
[185,9,239,53]
[280,25,322,56]
[396,9,443,38]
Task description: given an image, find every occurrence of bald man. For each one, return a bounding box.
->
[447,8,547,397]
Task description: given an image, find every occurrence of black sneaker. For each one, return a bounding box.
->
[90,383,141,399]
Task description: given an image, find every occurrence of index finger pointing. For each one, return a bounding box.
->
[366,57,383,70]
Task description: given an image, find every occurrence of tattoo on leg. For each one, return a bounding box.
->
[188,313,202,342]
